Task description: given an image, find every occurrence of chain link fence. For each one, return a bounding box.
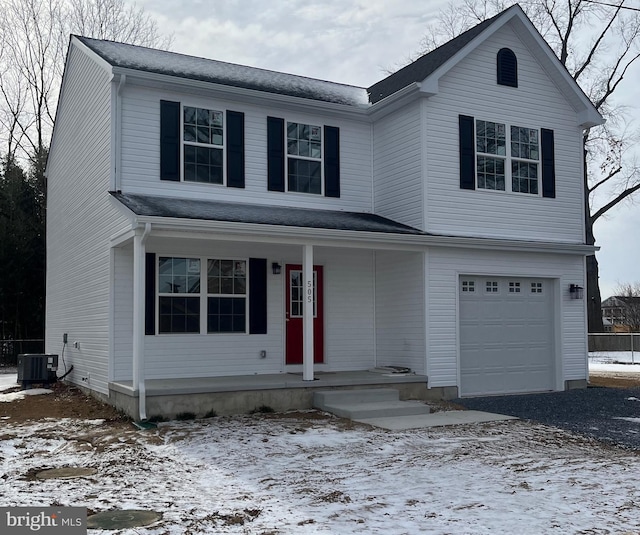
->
[0,339,45,368]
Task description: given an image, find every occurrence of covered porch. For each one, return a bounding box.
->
[109,193,432,419]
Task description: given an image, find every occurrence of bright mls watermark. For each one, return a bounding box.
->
[0,507,86,534]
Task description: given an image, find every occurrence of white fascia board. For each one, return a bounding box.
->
[112,67,371,123]
[131,214,597,255]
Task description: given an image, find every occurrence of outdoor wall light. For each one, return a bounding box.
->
[569,284,584,300]
[272,262,282,275]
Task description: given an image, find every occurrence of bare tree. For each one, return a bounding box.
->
[412,0,640,332]
[0,0,172,165]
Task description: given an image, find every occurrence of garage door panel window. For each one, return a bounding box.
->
[508,281,521,293]
[486,281,499,293]
[461,280,475,292]
[531,282,543,294]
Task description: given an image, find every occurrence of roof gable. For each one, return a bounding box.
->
[367,4,602,127]
[367,9,505,104]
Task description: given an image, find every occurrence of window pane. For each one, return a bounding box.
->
[184,106,196,125]
[159,296,200,333]
[287,122,298,139]
[184,125,196,142]
[208,297,246,333]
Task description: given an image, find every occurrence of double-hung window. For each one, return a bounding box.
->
[183,106,224,184]
[287,122,322,194]
[476,119,540,195]
[207,259,247,333]
[158,256,247,334]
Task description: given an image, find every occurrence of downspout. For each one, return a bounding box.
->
[133,222,151,421]
[115,74,126,191]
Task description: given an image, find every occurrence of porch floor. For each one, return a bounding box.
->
[110,370,428,397]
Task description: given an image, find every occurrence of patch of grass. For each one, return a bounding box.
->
[148,414,168,423]
[176,411,196,421]
[204,409,217,418]
[249,405,275,414]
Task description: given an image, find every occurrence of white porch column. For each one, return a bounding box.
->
[303,244,314,381]
[132,223,151,420]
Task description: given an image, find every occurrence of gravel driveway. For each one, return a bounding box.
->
[455,386,640,449]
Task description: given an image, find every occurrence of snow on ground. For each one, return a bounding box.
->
[0,373,18,391]
[1,414,640,534]
[589,351,640,373]
[0,388,52,402]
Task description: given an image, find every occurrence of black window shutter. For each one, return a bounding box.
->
[541,128,556,198]
[459,115,475,190]
[226,110,245,188]
[497,48,518,87]
[145,253,156,335]
[160,100,181,181]
[324,126,340,198]
[249,258,267,334]
[267,117,285,192]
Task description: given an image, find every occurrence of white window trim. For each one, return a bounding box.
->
[475,119,541,196]
[156,255,249,335]
[181,104,227,187]
[285,119,324,196]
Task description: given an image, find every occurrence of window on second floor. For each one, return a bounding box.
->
[267,116,340,198]
[287,122,322,194]
[459,114,555,198]
[475,120,540,195]
[183,106,224,184]
[160,100,245,188]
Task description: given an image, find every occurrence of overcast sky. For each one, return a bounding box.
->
[137,0,640,299]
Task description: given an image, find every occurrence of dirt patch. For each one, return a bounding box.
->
[0,381,128,423]
[589,373,640,389]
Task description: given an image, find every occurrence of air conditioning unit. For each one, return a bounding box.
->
[17,354,58,387]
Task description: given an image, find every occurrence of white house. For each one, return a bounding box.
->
[45,5,602,420]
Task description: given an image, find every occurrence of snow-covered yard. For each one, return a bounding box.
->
[589,351,640,373]
[2,409,640,534]
[2,366,640,534]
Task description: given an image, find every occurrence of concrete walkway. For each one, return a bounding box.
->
[355,410,518,430]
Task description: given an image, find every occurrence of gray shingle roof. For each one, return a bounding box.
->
[77,7,513,108]
[111,192,426,235]
[367,7,512,104]
[76,36,369,107]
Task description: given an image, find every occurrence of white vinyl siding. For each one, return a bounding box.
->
[113,240,376,379]
[45,44,129,394]
[120,85,372,212]
[375,251,426,374]
[373,100,424,229]
[424,21,584,242]
[427,247,587,390]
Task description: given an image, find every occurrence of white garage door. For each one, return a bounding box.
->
[459,276,555,396]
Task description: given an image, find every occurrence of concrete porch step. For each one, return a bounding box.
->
[313,388,430,420]
[313,388,400,408]
[322,400,431,419]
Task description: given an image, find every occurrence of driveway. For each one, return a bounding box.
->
[455,386,640,449]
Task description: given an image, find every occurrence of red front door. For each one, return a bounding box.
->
[285,265,324,364]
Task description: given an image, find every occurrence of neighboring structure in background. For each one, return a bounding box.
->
[45,5,602,419]
[601,296,640,333]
